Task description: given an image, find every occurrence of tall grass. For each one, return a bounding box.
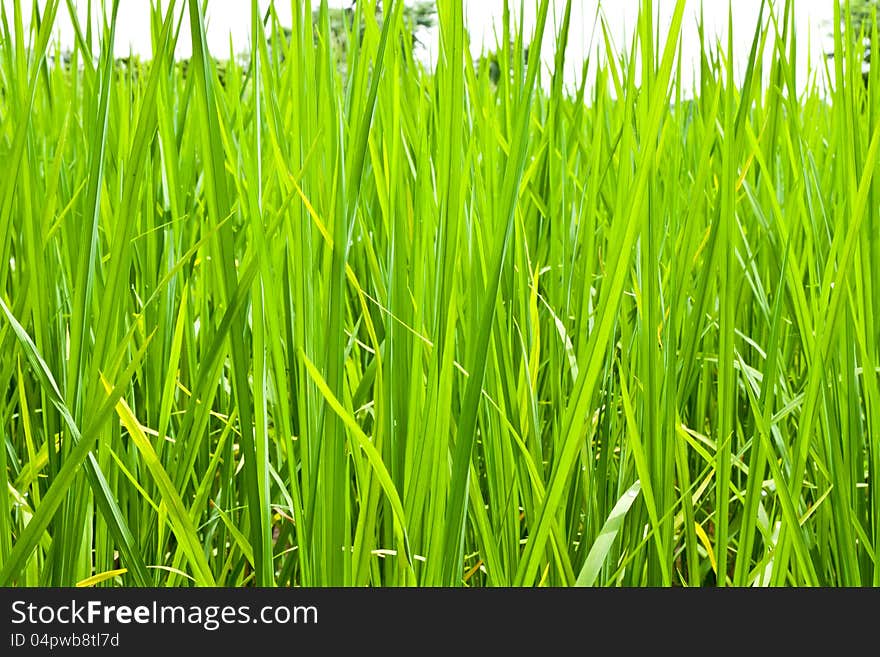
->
[1,0,878,586]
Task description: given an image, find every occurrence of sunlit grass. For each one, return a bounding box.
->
[1,0,878,587]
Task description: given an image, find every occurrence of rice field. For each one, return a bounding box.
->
[1,0,879,587]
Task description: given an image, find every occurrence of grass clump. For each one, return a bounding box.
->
[1,0,879,587]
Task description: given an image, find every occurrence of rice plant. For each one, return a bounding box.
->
[1,0,878,587]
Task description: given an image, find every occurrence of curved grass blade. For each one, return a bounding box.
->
[576,481,642,587]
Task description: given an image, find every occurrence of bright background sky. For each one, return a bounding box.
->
[5,1,838,92]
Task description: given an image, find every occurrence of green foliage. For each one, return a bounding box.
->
[845,0,879,28]
[1,0,879,588]
[828,1,880,81]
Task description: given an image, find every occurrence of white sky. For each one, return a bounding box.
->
[4,1,837,93]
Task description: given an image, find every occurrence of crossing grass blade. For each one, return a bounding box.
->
[576,481,642,587]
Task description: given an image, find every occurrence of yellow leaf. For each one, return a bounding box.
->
[694,522,717,575]
[76,569,128,587]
